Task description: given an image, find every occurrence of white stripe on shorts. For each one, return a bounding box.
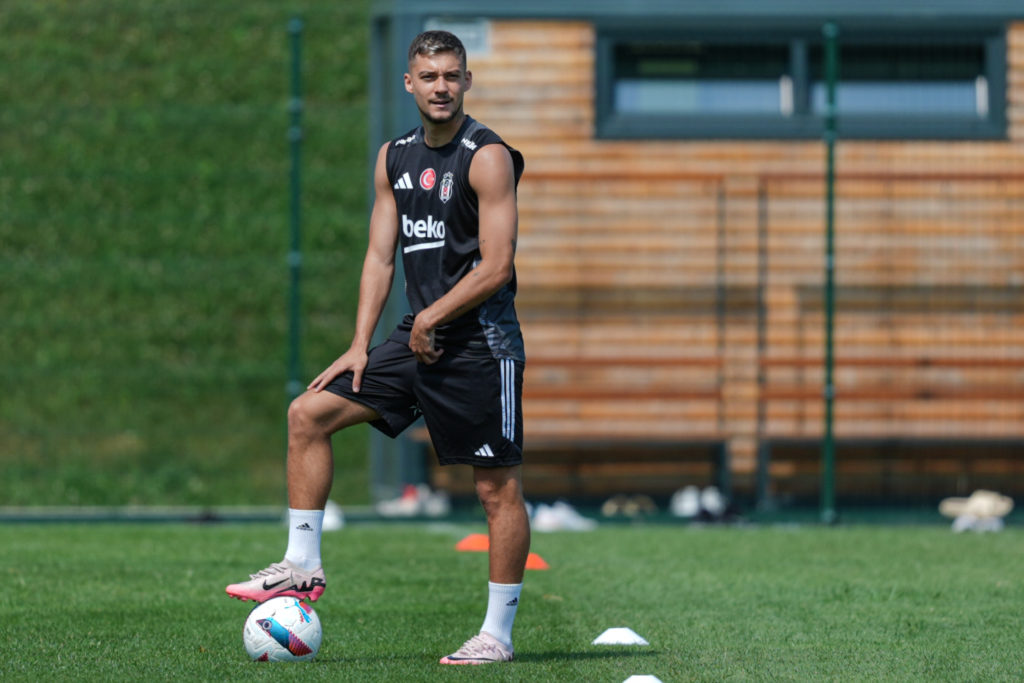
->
[500,358,515,441]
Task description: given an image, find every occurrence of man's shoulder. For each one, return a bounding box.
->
[385,128,424,177]
[389,127,421,149]
[461,117,504,147]
[462,118,525,185]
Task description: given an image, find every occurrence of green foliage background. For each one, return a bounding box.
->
[1,1,374,505]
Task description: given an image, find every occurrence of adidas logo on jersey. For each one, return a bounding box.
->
[393,172,413,190]
[394,133,416,147]
[474,444,495,458]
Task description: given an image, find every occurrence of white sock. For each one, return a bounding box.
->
[480,581,522,648]
[283,508,324,570]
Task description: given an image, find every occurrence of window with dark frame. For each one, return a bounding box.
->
[614,43,791,116]
[597,26,1006,140]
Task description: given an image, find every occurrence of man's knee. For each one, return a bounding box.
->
[287,393,321,439]
[288,390,377,439]
[475,467,524,508]
[287,391,343,440]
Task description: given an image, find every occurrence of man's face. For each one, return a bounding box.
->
[404,50,471,125]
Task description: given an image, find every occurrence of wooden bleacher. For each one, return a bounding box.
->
[427,171,732,501]
[425,168,1024,505]
[755,173,1024,504]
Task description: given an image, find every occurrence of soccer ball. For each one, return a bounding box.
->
[242,596,323,662]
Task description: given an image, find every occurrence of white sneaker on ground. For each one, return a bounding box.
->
[670,486,701,518]
[376,484,451,517]
[439,631,513,665]
[532,501,597,532]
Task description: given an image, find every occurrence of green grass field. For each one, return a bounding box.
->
[4,521,1023,681]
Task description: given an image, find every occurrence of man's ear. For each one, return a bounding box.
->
[404,72,413,93]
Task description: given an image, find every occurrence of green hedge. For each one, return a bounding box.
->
[0,1,373,505]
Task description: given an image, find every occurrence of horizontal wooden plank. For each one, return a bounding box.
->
[527,355,721,368]
[521,202,721,220]
[761,356,1024,368]
[520,257,720,274]
[530,375,724,387]
[526,387,720,400]
[524,399,722,416]
[762,386,1024,400]
[470,84,591,102]
[762,172,1024,184]
[524,424,724,441]
[487,22,594,49]
[522,334,723,349]
[760,425,1024,439]
[517,269,720,287]
[522,342,722,357]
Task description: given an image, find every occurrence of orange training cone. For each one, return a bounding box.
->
[525,552,550,570]
[455,533,490,552]
[455,534,550,569]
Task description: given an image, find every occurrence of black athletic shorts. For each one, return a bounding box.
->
[323,338,524,467]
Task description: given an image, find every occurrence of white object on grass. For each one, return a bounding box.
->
[592,627,650,645]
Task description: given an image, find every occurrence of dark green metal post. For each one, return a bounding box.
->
[287,17,304,401]
[822,22,838,524]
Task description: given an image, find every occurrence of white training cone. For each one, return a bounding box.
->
[592,627,650,645]
[623,677,663,683]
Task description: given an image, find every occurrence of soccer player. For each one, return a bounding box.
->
[226,30,529,665]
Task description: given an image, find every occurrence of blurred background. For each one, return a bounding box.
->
[3,0,1022,520]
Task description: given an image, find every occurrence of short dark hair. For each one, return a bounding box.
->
[407,30,467,69]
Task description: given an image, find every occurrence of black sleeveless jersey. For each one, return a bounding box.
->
[385,116,526,361]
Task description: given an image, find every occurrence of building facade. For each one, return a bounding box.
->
[372,1,1024,506]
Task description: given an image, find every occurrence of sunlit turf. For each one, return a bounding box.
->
[3,521,1022,681]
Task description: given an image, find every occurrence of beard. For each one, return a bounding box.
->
[418,100,462,125]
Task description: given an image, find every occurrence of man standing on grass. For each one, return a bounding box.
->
[226,30,529,665]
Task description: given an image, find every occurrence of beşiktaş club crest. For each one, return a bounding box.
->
[439,171,454,203]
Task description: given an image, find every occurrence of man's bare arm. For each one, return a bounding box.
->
[408,144,518,363]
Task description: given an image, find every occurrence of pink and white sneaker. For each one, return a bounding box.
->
[225,559,325,603]
[439,631,514,665]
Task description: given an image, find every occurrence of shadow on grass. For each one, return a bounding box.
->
[312,649,659,665]
[515,649,659,663]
